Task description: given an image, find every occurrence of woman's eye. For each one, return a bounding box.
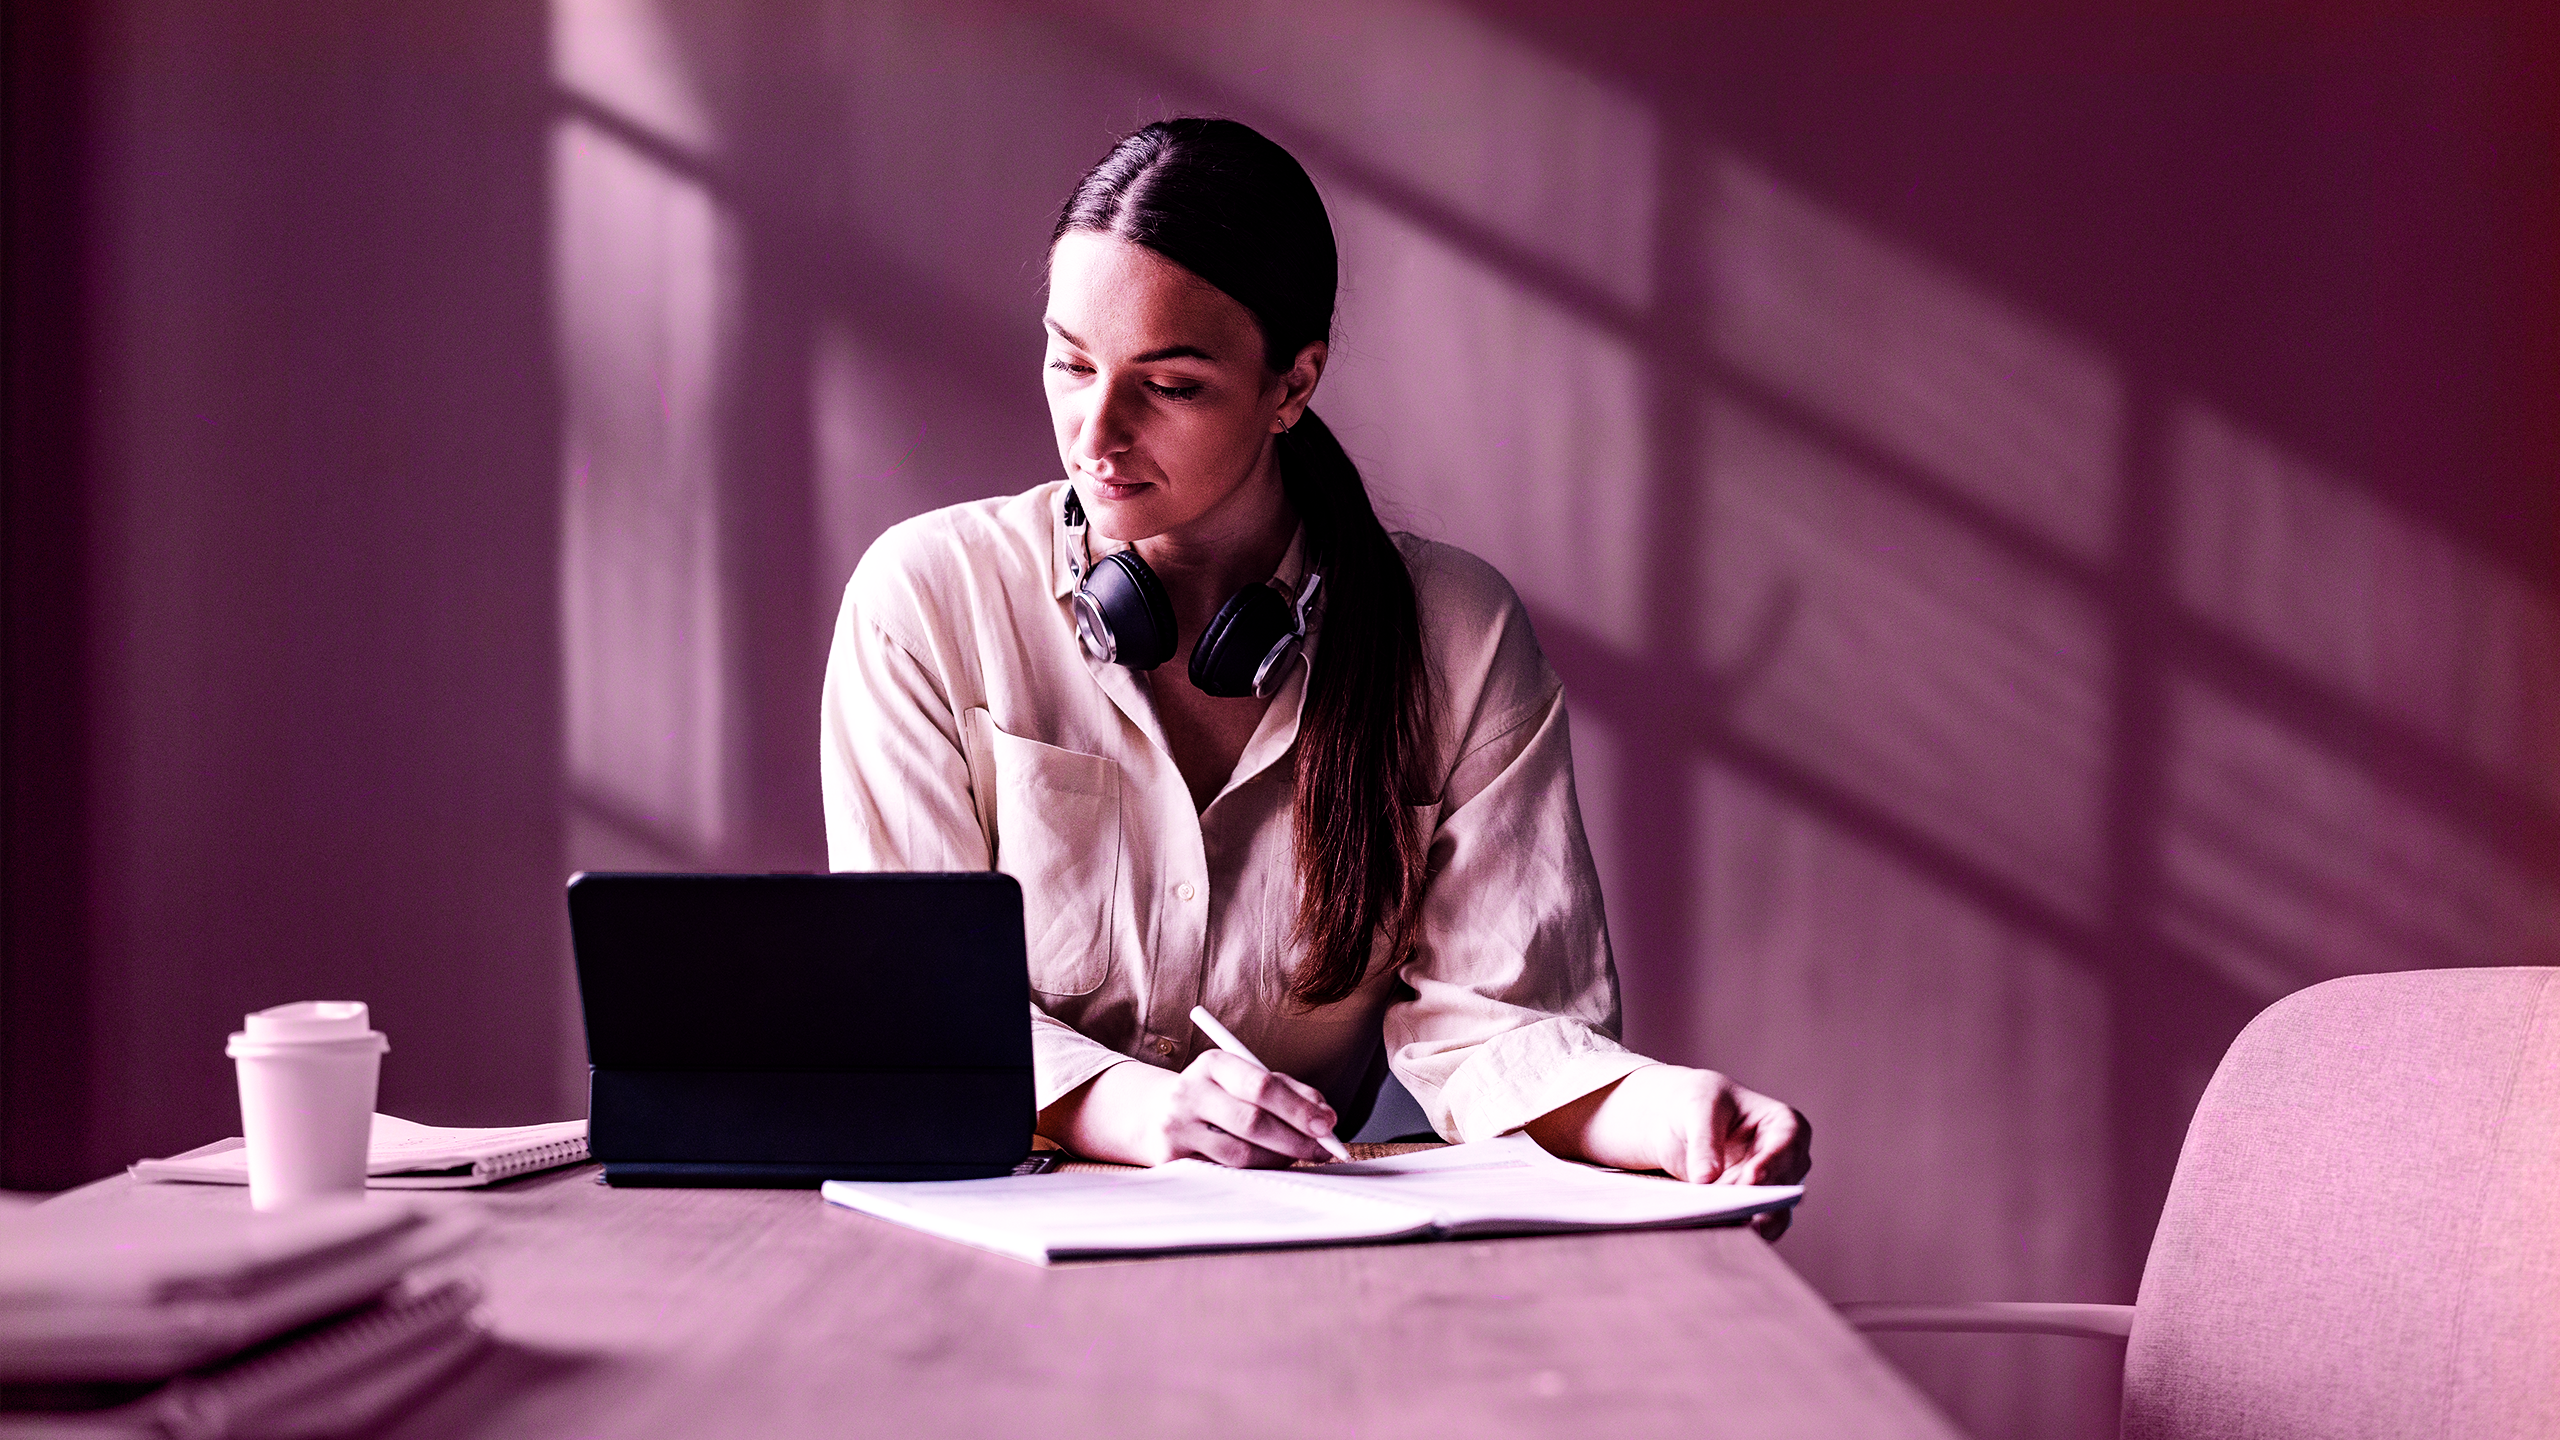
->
[1047,359,1091,376]
[1145,381,1202,401]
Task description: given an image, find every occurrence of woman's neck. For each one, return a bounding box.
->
[1129,457,1297,632]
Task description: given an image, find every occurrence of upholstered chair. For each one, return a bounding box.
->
[1840,966,2560,1440]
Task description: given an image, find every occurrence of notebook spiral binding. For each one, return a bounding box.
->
[472,1135,590,1183]
[36,1277,496,1440]
[180,1276,482,1418]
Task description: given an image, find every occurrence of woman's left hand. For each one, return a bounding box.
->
[1524,1064,1811,1240]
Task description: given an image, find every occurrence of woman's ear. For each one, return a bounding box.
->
[1273,340,1327,432]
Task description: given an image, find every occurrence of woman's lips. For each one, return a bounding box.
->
[1085,477,1151,501]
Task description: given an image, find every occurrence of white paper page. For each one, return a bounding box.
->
[0,1201,419,1306]
[131,1116,587,1184]
[1277,1134,1802,1233]
[822,1163,1435,1264]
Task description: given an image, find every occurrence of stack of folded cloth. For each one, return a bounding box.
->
[0,1197,483,1439]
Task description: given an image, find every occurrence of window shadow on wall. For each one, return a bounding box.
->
[545,5,2559,1436]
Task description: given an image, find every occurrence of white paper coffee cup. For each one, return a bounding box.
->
[226,1001,389,1211]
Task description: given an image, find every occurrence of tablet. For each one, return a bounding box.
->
[567,872,1032,1186]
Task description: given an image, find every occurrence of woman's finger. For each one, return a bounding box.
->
[1751,1101,1809,1186]
[1200,1055,1340,1144]
[1705,1082,1756,1184]
[1669,1117,1725,1184]
[1173,1117,1253,1168]
[1171,1115,1296,1169]
[1710,1145,1754,1184]
[1271,1068,1335,1112]
[1716,1119,1768,1185]
[1723,1099,1810,1186]
[1214,1057,1338,1134]
[1191,1076,1330,1161]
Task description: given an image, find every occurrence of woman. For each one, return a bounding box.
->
[821,118,1808,1227]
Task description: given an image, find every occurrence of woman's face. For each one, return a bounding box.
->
[1044,230,1320,545]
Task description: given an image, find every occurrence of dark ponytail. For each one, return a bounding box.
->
[1054,119,1436,1006]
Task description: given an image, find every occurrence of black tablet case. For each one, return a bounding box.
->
[568,872,1033,1186]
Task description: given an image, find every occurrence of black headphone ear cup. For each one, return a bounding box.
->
[1085,550,1178,670]
[1189,584,1295,698]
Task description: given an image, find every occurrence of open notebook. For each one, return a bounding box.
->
[820,1134,1800,1264]
[131,1115,588,1190]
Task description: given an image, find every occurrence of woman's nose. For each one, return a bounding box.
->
[1075,381,1136,466]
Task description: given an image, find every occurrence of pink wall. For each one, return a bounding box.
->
[9,5,2554,1438]
[10,0,570,1173]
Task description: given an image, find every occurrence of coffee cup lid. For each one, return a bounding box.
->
[240,1000,376,1042]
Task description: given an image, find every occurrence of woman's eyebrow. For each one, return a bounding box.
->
[1045,319,1218,366]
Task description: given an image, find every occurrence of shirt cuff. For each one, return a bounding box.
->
[1030,1005,1137,1113]
[1426,1016,1654,1143]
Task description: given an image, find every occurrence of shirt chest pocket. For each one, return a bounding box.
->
[963,710,1122,999]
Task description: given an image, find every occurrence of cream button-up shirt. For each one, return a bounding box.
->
[820,482,1647,1141]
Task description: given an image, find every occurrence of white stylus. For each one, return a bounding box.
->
[1187,1004,1354,1163]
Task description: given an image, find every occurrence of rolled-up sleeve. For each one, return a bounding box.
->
[820,573,1136,1110]
[1383,594,1649,1142]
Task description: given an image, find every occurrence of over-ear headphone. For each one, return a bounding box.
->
[1063,488,1322,700]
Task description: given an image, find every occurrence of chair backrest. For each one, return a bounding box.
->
[2123,967,2560,1440]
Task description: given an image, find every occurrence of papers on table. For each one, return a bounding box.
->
[0,1274,488,1440]
[822,1133,1801,1265]
[131,1115,588,1190]
[0,1199,478,1384]
[828,1165,1436,1264]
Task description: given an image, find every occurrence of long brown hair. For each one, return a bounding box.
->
[1052,118,1436,1006]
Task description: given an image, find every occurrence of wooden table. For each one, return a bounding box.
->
[46,1155,1961,1439]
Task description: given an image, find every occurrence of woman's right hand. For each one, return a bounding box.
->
[1038,1054,1344,1167]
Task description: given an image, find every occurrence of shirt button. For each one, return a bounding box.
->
[1150,1036,1175,1056]
[1175,882,1197,902]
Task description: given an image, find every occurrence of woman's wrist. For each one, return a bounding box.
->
[1036,1059,1174,1166]
[1522,1063,1675,1172]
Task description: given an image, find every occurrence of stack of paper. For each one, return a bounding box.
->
[132,1115,588,1190]
[822,1133,1803,1265]
[0,1200,485,1438]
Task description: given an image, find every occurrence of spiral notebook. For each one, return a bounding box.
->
[0,1273,489,1439]
[131,1115,588,1190]
[821,1134,1801,1265]
[0,1199,480,1384]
